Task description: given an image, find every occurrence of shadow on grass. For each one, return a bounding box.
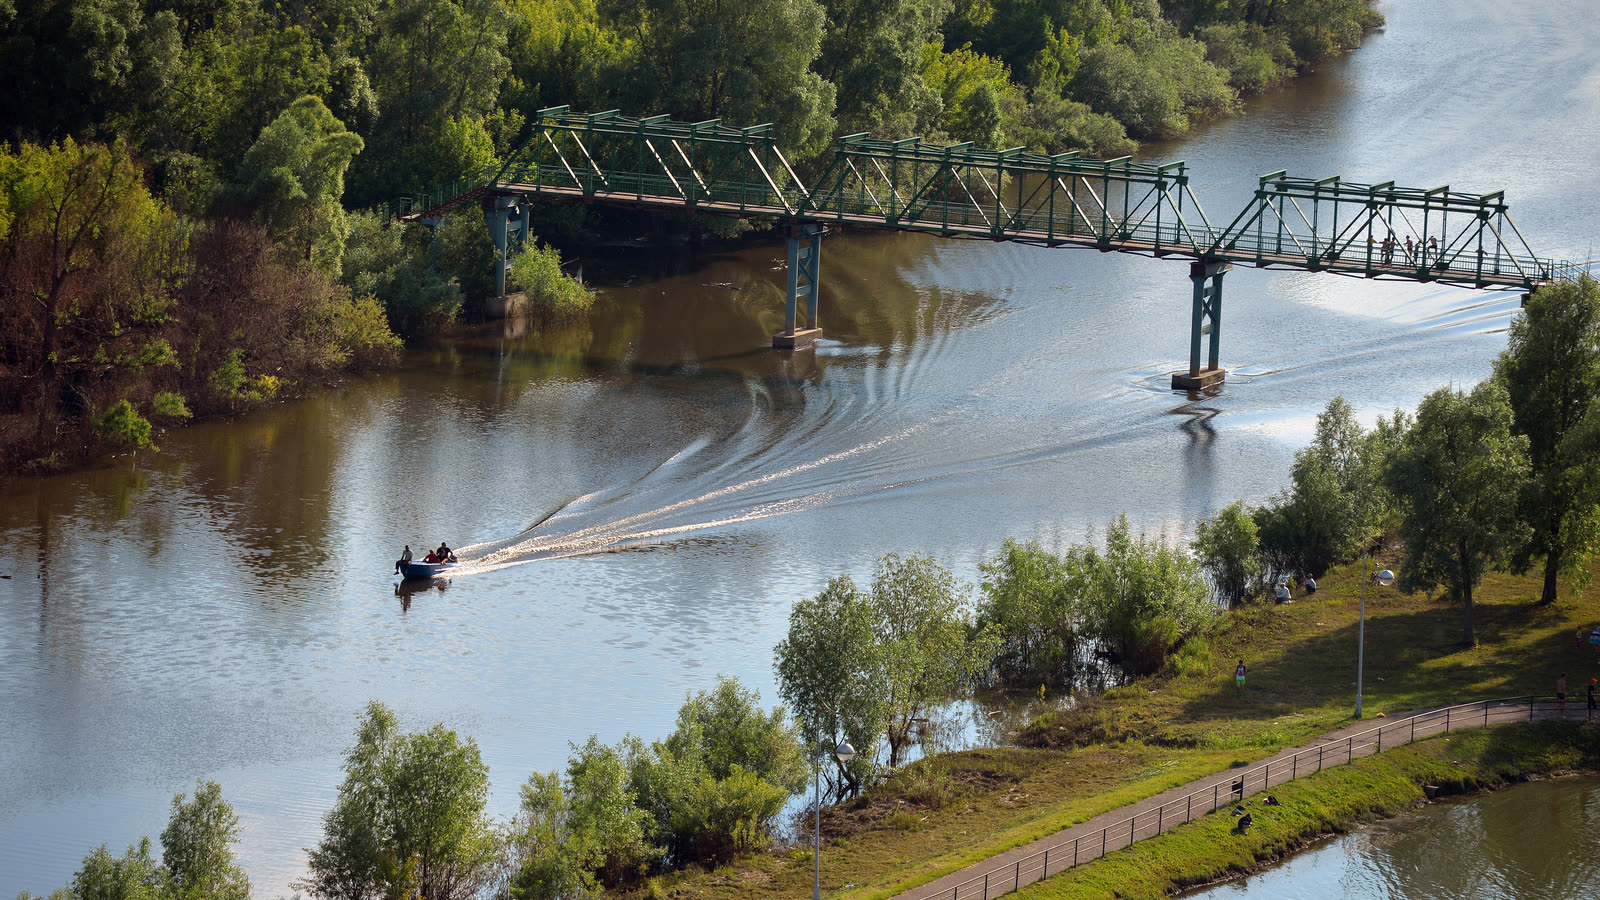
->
[1177,592,1579,731]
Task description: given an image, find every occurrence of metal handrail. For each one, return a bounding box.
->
[917,696,1561,900]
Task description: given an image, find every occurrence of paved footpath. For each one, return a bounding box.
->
[891,698,1558,900]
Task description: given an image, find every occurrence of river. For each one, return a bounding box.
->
[1185,776,1600,899]
[3,0,1599,895]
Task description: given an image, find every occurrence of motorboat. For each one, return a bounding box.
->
[398,559,458,581]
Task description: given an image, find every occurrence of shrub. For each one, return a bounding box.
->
[150,391,193,422]
[92,401,154,450]
[509,241,593,323]
[977,539,1083,687]
[1079,515,1215,675]
[1194,500,1261,604]
[337,294,404,369]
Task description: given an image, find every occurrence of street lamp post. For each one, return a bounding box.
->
[815,741,857,900]
[1356,558,1396,718]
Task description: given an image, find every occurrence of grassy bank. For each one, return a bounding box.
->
[1010,721,1600,900]
[629,560,1600,900]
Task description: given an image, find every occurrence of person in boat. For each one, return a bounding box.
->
[394,545,413,574]
[436,542,456,563]
[424,549,440,564]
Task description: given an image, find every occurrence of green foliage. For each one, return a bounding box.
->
[70,840,165,900]
[302,701,501,900]
[816,0,950,137]
[231,95,364,275]
[1387,382,1531,644]
[919,43,1018,145]
[1255,396,1408,577]
[26,783,250,900]
[601,0,838,159]
[509,737,659,895]
[773,573,885,796]
[976,539,1081,687]
[509,241,593,322]
[626,679,804,866]
[92,400,155,450]
[337,294,405,368]
[1196,22,1294,93]
[342,212,464,338]
[1078,514,1214,675]
[150,391,193,421]
[159,781,251,900]
[1493,275,1600,602]
[1068,13,1236,139]
[1193,501,1259,605]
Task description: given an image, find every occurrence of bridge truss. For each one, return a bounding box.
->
[381,108,1574,389]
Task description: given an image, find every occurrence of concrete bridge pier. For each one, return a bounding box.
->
[483,194,530,298]
[774,223,825,349]
[1172,259,1231,390]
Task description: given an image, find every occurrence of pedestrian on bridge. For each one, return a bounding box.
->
[1404,235,1415,262]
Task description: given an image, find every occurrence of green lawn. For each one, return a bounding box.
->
[626,560,1600,900]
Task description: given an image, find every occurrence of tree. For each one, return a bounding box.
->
[1494,275,1600,603]
[301,701,500,900]
[975,539,1081,686]
[159,781,251,900]
[1387,382,1530,644]
[601,0,838,159]
[231,95,364,275]
[816,0,949,136]
[1193,501,1259,605]
[0,138,179,447]
[627,677,806,865]
[773,574,883,797]
[1254,396,1408,576]
[867,553,996,768]
[1079,514,1213,675]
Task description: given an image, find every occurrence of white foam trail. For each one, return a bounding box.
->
[448,422,929,575]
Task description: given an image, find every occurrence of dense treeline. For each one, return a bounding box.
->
[23,278,1600,899]
[0,0,1381,470]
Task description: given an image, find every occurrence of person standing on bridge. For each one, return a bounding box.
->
[1404,235,1415,263]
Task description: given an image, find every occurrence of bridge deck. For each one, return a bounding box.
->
[483,182,1549,291]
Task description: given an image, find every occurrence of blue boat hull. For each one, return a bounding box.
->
[399,560,457,580]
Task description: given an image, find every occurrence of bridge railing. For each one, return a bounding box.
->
[908,696,1562,900]
[1208,173,1564,289]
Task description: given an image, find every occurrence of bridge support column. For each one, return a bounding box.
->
[774,223,825,350]
[483,195,528,298]
[1172,259,1231,390]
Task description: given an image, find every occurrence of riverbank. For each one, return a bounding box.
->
[1011,722,1600,900]
[628,558,1600,900]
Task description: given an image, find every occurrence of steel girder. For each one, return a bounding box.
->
[1208,172,1572,290]
[487,106,809,215]
[800,134,1215,253]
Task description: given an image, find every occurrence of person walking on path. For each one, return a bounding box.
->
[1557,673,1568,718]
[1587,679,1596,721]
[1235,659,1247,698]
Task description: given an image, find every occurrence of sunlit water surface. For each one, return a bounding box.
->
[4,0,1600,894]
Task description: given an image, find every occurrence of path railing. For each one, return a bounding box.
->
[921,696,1565,900]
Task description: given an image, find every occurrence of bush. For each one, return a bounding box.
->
[337,294,404,369]
[509,240,593,323]
[150,392,193,422]
[1194,501,1260,604]
[1069,17,1237,140]
[92,401,155,450]
[1079,515,1215,675]
[1197,23,1296,93]
[629,676,805,866]
[977,539,1083,687]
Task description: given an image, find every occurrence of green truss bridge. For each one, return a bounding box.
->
[382,107,1577,389]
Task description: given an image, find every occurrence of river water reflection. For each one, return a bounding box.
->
[1186,777,1600,899]
[4,0,1600,895]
